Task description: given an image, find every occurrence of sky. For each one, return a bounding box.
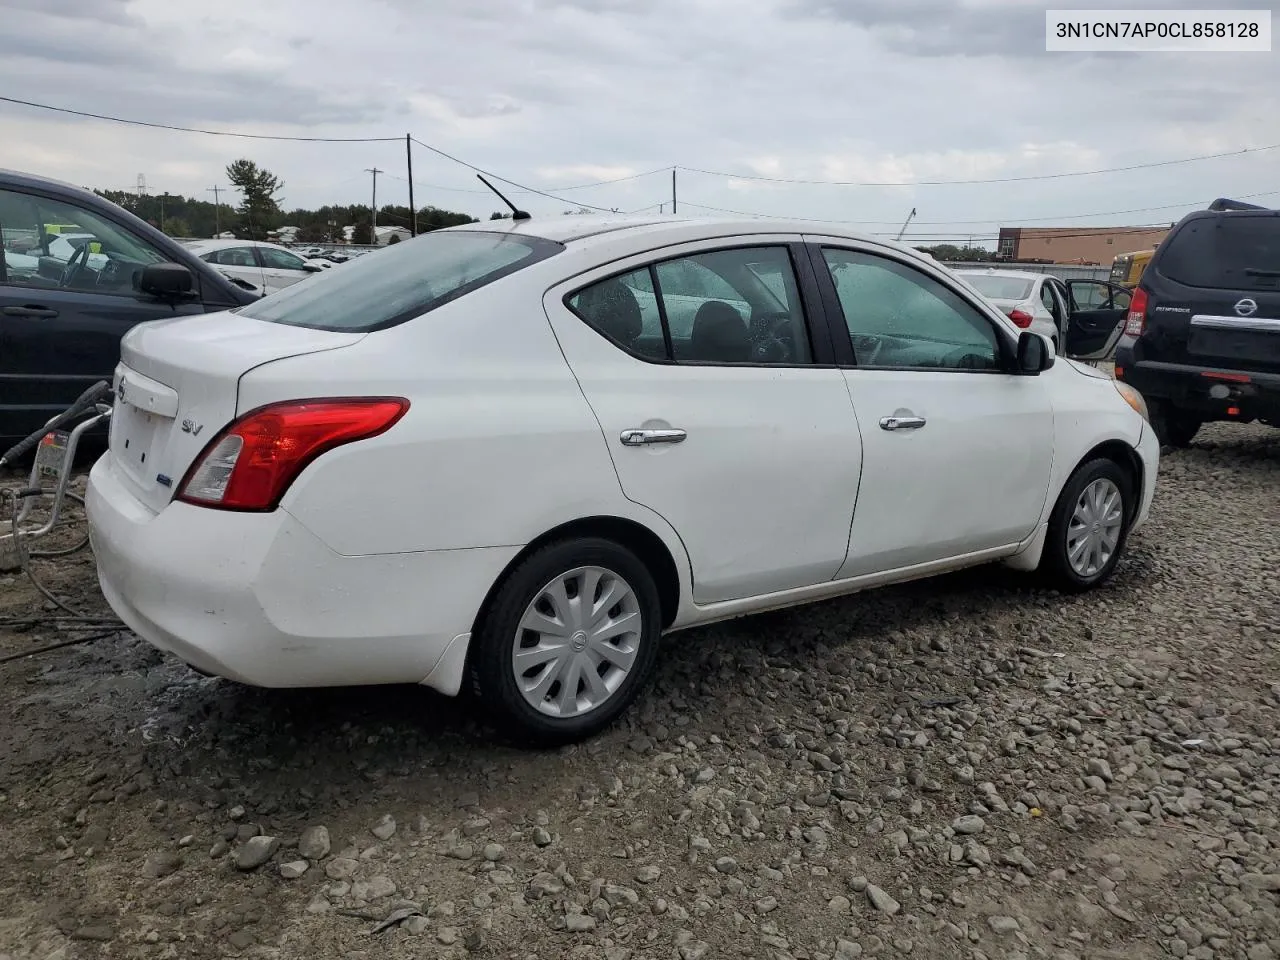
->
[2,0,1279,246]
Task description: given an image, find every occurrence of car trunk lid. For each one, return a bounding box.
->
[110,310,364,513]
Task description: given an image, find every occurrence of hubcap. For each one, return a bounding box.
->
[1066,478,1124,577]
[513,565,642,718]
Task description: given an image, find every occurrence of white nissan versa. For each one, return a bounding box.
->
[86,216,1159,744]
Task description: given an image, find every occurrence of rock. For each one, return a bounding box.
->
[280,860,309,880]
[635,864,661,883]
[714,856,739,874]
[298,826,331,860]
[529,872,565,898]
[565,914,597,932]
[437,927,459,946]
[1087,758,1114,782]
[952,815,985,835]
[325,857,359,880]
[142,851,183,879]
[679,942,711,960]
[829,895,852,913]
[754,896,779,914]
[1241,874,1280,892]
[988,916,1020,934]
[353,876,398,901]
[1247,944,1274,960]
[532,827,553,847]
[228,805,246,821]
[234,836,280,871]
[403,915,430,936]
[482,842,505,862]
[836,940,864,959]
[371,814,397,840]
[866,883,900,915]
[209,839,230,859]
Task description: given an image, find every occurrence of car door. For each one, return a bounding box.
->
[256,246,316,293]
[543,238,863,604]
[201,246,266,292]
[804,239,1055,579]
[0,185,217,444]
[1062,279,1131,360]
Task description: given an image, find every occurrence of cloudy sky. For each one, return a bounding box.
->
[2,0,1278,245]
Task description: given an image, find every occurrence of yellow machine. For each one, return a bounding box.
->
[1109,248,1154,286]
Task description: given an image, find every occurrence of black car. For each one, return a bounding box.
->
[1114,198,1280,447]
[0,169,260,447]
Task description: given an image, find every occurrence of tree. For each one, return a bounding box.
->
[162,217,192,238]
[351,221,373,245]
[225,159,283,240]
[489,211,508,220]
[387,233,401,244]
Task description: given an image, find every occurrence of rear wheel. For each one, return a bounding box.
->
[1040,458,1133,592]
[468,537,662,746]
[1148,399,1201,448]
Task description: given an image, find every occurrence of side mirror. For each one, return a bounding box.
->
[303,262,323,272]
[1015,331,1055,375]
[137,262,195,299]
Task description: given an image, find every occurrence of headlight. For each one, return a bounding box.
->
[1113,380,1149,421]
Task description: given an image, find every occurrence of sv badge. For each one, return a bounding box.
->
[181,418,204,437]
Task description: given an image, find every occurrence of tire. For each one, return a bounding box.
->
[1040,457,1133,592]
[467,537,662,746]
[1148,399,1201,449]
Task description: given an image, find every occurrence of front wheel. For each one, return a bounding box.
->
[1040,458,1133,592]
[468,538,662,746]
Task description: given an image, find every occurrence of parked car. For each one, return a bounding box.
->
[955,267,1132,361]
[1115,198,1280,447]
[86,216,1159,744]
[0,169,260,448]
[184,239,326,295]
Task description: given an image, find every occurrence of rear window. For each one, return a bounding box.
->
[960,274,1034,301]
[1157,214,1280,289]
[238,230,563,331]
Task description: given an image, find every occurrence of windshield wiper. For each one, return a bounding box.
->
[1244,268,1280,277]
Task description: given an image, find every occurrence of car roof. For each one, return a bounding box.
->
[186,238,293,251]
[437,214,939,266]
[954,268,1047,281]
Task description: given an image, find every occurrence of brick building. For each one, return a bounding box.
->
[996,225,1170,265]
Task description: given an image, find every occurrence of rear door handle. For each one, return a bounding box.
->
[3,305,58,319]
[620,428,687,446]
[879,415,926,431]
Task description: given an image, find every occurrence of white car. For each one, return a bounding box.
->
[85,216,1159,744]
[184,239,325,295]
[955,268,1132,362]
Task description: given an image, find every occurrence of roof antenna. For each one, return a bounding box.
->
[476,174,531,221]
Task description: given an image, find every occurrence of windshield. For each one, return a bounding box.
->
[1158,214,1280,289]
[238,230,563,331]
[960,274,1034,301]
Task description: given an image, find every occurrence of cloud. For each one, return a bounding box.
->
[0,0,1277,237]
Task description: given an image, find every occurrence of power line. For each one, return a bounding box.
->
[380,166,673,196]
[677,143,1280,187]
[408,137,616,213]
[0,95,402,142]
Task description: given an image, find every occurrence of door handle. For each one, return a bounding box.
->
[620,428,687,446]
[879,415,926,431]
[3,305,58,319]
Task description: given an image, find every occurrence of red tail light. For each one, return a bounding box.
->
[1124,288,1148,336]
[1007,309,1034,329]
[177,398,409,511]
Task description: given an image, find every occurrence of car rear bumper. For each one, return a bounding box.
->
[86,453,518,693]
[1115,347,1280,422]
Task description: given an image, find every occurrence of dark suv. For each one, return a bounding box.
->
[1115,198,1280,447]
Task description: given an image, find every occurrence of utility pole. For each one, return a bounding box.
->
[405,136,416,237]
[671,169,677,214]
[207,185,223,236]
[366,167,383,243]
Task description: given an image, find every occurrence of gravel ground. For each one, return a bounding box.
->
[1,422,1277,960]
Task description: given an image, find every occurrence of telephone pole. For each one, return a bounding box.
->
[207,185,223,236]
[366,167,383,243]
[671,169,677,214]
[405,136,416,237]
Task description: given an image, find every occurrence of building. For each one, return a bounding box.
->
[997,225,1170,265]
[373,226,411,246]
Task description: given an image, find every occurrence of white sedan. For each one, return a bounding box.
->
[184,239,325,295]
[956,267,1132,362]
[86,216,1159,744]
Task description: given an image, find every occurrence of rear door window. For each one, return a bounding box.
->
[1158,215,1280,289]
[239,230,563,331]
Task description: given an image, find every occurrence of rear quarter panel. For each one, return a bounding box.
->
[234,272,692,573]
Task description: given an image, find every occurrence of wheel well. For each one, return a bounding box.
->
[473,516,683,633]
[1080,439,1143,519]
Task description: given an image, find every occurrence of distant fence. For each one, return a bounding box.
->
[940,261,1111,282]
